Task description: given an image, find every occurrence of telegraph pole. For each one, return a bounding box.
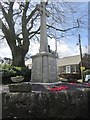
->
[78,34,84,82]
[77,19,84,82]
[78,34,83,67]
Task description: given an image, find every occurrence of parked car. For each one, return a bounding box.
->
[85,74,90,83]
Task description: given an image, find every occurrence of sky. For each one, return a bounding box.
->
[0,1,89,59]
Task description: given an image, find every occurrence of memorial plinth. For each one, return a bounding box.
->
[31,52,57,83]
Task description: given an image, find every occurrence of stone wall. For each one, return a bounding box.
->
[2,88,90,119]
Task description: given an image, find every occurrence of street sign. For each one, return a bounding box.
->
[80,67,85,71]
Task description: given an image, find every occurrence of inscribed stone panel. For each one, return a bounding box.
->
[42,56,48,82]
[48,57,57,81]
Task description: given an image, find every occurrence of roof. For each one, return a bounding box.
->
[57,55,81,67]
[25,53,90,68]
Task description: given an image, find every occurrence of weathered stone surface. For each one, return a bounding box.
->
[87,89,90,118]
[2,89,90,119]
[9,82,32,92]
[31,83,48,92]
[31,53,57,83]
[0,89,2,120]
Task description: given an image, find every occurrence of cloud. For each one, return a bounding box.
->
[0,38,88,59]
[57,40,80,58]
[28,41,40,56]
[13,2,19,9]
[29,38,83,58]
[0,47,11,58]
[28,38,56,56]
[48,38,56,51]
[47,37,81,58]
[0,42,12,58]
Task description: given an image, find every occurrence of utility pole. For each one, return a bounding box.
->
[78,34,84,82]
[79,34,83,67]
[77,19,84,82]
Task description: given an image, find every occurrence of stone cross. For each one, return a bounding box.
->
[31,0,57,83]
[36,1,49,52]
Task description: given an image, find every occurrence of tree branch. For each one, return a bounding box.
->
[29,27,40,39]
[1,5,9,25]
[28,13,39,32]
[1,20,16,49]
[26,6,37,23]
[29,27,40,36]
[47,24,79,32]
[22,2,30,53]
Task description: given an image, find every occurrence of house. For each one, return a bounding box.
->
[3,57,12,64]
[0,57,12,64]
[57,53,90,80]
[25,53,90,79]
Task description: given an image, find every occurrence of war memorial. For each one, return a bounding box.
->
[1,0,90,119]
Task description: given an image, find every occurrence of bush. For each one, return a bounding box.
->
[11,66,31,77]
[0,63,11,70]
[1,64,31,84]
[2,69,16,77]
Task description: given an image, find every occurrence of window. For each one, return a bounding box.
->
[66,66,71,73]
[72,65,76,73]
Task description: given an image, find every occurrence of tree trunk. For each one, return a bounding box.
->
[12,46,26,67]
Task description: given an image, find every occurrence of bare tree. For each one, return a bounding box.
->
[0,1,40,66]
[0,1,86,66]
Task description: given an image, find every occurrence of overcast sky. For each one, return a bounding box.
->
[0,1,89,59]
